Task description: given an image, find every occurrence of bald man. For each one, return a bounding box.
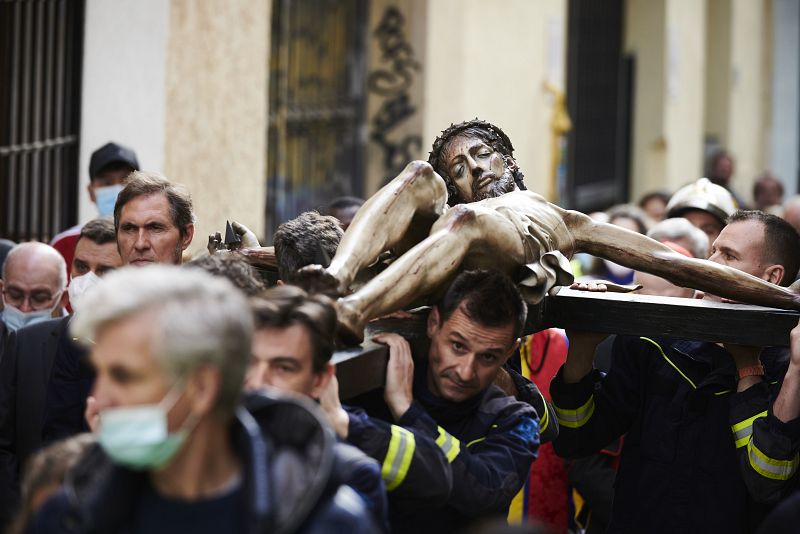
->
[0,243,69,524]
[0,242,67,333]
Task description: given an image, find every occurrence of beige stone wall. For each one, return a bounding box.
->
[626,0,668,198]
[164,0,269,257]
[663,0,707,194]
[726,0,769,203]
[705,0,732,147]
[423,0,568,197]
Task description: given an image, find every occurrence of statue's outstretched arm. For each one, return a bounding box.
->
[324,161,448,294]
[566,210,800,310]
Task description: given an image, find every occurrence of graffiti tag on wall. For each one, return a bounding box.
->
[368,6,422,177]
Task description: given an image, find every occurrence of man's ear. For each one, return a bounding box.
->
[181,224,195,251]
[427,306,441,338]
[503,338,521,364]
[187,364,222,416]
[54,289,69,317]
[87,183,97,204]
[310,362,335,400]
[764,264,785,286]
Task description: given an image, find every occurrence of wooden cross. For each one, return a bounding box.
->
[333,288,800,398]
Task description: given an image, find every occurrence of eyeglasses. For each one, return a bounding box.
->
[2,288,61,311]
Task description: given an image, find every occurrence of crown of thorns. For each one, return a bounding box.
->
[427,119,515,172]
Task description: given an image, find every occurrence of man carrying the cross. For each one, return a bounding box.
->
[550,210,800,533]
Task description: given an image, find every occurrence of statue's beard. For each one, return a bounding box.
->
[471,168,517,202]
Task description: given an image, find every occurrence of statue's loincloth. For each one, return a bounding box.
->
[482,191,575,303]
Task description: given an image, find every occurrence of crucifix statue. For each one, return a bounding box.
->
[294,119,800,343]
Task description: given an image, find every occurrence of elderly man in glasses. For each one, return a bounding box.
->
[0,242,67,333]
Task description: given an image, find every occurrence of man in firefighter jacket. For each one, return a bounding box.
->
[321,269,542,531]
[550,210,800,533]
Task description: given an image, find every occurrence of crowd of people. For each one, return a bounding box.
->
[0,121,799,534]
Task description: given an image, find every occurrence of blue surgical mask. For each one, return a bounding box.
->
[95,184,124,217]
[98,382,199,470]
[1,295,61,332]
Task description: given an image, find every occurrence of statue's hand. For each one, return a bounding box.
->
[374,332,414,421]
[207,231,224,255]
[570,281,608,292]
[231,221,261,248]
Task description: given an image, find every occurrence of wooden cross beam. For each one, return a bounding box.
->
[333,288,800,398]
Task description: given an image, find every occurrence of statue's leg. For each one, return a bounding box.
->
[566,210,800,310]
[320,161,447,294]
[336,204,527,342]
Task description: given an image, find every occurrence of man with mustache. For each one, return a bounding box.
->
[299,119,800,343]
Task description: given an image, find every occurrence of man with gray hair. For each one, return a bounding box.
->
[27,265,375,533]
[114,171,195,265]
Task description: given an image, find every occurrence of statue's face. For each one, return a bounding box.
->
[441,134,517,203]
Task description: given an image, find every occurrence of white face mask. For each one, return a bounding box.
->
[1,293,62,332]
[68,271,101,311]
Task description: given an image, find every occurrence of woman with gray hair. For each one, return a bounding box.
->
[647,217,710,260]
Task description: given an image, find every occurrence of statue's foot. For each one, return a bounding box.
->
[336,298,366,346]
[296,264,343,298]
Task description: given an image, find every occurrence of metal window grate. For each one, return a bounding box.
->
[266,0,368,242]
[0,0,84,243]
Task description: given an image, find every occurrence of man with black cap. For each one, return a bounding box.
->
[50,142,139,277]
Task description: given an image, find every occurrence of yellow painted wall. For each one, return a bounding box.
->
[663,0,707,193]
[626,0,707,201]
[726,0,769,204]
[625,0,667,198]
[423,0,568,197]
[164,0,269,256]
[705,0,732,146]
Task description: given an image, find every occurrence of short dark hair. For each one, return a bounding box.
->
[328,196,364,212]
[753,174,784,200]
[273,211,343,283]
[114,171,194,238]
[250,285,337,372]
[728,210,800,285]
[437,269,527,340]
[428,119,527,206]
[78,217,116,246]
[185,254,265,297]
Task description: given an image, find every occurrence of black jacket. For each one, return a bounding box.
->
[27,391,379,534]
[0,316,77,526]
[551,336,779,533]
[351,358,540,532]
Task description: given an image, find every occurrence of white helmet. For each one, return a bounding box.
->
[665,178,737,226]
